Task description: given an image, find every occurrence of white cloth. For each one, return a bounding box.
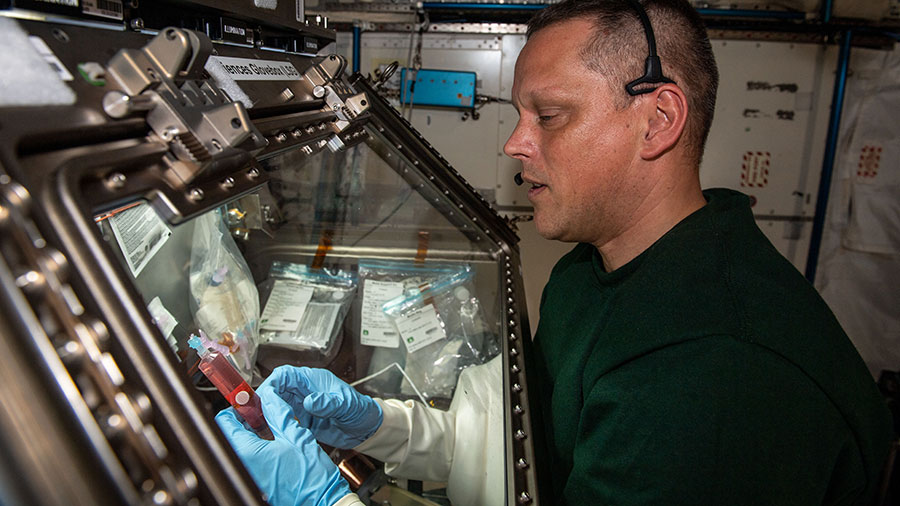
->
[354,356,504,506]
[817,46,900,377]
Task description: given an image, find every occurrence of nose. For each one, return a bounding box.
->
[503,118,531,161]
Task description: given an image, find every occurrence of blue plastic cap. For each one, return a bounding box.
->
[187,335,204,353]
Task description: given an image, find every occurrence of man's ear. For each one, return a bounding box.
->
[639,84,688,160]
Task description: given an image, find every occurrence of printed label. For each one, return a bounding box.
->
[28,36,73,81]
[35,0,78,6]
[396,304,445,353]
[299,302,340,349]
[107,203,171,277]
[148,297,177,339]
[82,0,124,20]
[208,56,302,81]
[260,280,313,332]
[360,280,404,348]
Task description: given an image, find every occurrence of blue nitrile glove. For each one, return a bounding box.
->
[260,365,383,448]
[215,387,352,506]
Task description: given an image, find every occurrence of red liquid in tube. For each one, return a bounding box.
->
[196,349,274,440]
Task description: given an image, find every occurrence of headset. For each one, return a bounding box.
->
[624,0,675,95]
[515,0,674,186]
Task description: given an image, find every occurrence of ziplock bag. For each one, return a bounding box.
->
[258,261,357,356]
[189,209,260,381]
[381,266,498,402]
[355,260,470,400]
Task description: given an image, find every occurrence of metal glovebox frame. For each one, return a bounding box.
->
[0,17,542,506]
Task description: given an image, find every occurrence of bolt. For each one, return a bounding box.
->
[248,168,260,179]
[130,18,145,30]
[160,127,178,142]
[221,177,235,189]
[15,270,45,295]
[188,188,204,201]
[516,458,529,470]
[514,429,527,440]
[40,249,68,279]
[275,133,288,143]
[280,87,295,102]
[57,340,85,365]
[518,491,532,504]
[51,28,70,43]
[107,172,126,189]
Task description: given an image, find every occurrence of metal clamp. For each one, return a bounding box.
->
[103,27,268,186]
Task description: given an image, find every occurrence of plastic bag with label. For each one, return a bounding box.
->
[189,209,260,381]
[356,260,468,400]
[258,261,357,357]
[381,266,498,402]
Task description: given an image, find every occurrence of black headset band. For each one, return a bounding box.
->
[623,0,676,96]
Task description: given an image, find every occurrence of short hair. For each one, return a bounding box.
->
[527,0,719,164]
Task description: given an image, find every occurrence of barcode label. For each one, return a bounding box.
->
[82,0,124,20]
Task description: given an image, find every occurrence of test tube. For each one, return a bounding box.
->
[188,336,274,440]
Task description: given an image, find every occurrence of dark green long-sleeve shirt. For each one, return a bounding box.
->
[533,188,892,505]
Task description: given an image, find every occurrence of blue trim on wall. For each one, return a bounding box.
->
[422,2,545,10]
[422,3,807,19]
[805,29,852,283]
[352,25,361,74]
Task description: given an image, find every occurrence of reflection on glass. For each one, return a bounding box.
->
[96,120,505,503]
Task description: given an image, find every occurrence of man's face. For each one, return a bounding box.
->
[504,18,643,245]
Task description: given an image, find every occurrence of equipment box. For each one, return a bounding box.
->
[0,11,541,506]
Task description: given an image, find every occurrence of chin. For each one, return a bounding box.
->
[533,218,566,242]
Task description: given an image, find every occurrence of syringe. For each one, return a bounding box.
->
[188,335,274,440]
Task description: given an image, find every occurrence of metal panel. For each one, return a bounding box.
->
[701,39,839,270]
[359,31,511,197]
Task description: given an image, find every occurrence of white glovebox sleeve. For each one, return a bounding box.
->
[334,493,364,506]
[354,356,504,506]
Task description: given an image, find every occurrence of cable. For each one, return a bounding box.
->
[349,187,413,247]
[351,362,428,405]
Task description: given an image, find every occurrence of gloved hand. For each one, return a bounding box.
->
[216,386,353,506]
[260,365,383,448]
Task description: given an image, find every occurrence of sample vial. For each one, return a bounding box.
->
[188,336,274,440]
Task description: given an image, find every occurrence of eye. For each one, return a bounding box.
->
[537,113,565,128]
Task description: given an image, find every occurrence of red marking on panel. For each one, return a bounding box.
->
[740,151,771,188]
[857,144,881,179]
